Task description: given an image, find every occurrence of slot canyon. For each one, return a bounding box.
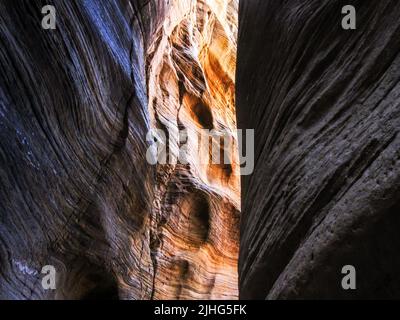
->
[1,0,400,300]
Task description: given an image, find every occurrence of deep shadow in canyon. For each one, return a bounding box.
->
[236,0,400,299]
[1,0,400,300]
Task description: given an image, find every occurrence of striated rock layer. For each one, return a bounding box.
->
[237,0,400,299]
[0,0,238,299]
[146,0,240,299]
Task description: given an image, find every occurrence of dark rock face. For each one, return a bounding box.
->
[236,0,400,299]
[0,0,164,299]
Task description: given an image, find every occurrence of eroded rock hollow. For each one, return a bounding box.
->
[0,0,239,299]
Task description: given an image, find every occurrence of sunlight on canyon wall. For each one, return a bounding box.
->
[146,0,239,299]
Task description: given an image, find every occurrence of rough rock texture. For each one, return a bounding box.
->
[0,0,238,300]
[237,0,400,299]
[146,0,240,299]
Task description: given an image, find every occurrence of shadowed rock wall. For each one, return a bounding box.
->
[236,0,400,299]
[0,0,165,300]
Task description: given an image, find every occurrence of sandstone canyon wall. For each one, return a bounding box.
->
[145,0,239,300]
[237,0,400,299]
[2,0,400,301]
[0,0,239,299]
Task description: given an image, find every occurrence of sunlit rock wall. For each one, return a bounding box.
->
[146,0,240,299]
[0,0,238,300]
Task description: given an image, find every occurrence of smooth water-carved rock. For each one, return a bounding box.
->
[236,0,400,299]
[0,0,238,300]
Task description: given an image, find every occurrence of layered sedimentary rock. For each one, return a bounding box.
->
[146,0,239,299]
[0,0,238,300]
[237,0,400,299]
